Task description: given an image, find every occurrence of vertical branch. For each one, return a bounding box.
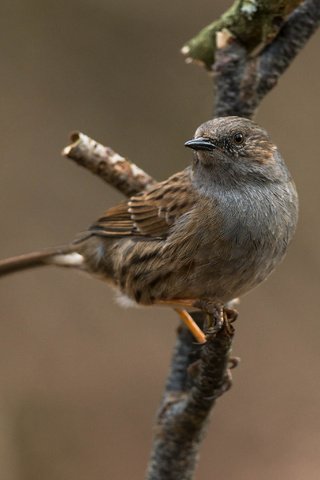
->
[146,314,234,480]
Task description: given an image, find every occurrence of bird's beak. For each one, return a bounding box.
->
[184,137,215,151]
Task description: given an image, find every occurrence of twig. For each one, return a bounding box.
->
[62,132,155,197]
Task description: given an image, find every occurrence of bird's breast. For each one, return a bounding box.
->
[186,181,298,300]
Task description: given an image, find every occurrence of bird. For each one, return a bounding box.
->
[0,116,298,343]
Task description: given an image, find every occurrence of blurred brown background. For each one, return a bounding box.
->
[0,1,319,479]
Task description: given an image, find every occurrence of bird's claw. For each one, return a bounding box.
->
[192,300,237,337]
[228,356,240,369]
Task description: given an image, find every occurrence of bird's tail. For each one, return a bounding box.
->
[0,244,84,278]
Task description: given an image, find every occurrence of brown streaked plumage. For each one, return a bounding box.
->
[89,169,194,238]
[0,117,299,343]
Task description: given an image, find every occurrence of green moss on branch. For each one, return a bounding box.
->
[182,0,302,69]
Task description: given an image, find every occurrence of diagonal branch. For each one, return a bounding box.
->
[255,0,320,106]
[213,0,320,118]
[181,0,303,69]
[62,132,155,197]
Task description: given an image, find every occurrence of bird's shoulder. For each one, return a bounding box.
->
[89,168,197,238]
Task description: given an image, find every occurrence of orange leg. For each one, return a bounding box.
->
[156,298,237,343]
[155,299,207,344]
[174,308,206,344]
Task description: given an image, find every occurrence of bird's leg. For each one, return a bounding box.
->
[156,298,237,343]
[174,308,206,344]
[155,299,206,343]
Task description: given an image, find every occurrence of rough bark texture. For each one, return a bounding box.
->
[146,313,235,480]
[182,0,303,69]
[63,132,155,197]
[213,0,320,118]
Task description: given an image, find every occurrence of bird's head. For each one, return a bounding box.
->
[185,116,286,186]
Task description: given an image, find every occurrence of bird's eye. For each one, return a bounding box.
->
[233,132,244,144]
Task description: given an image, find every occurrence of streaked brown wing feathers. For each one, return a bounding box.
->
[89,169,195,238]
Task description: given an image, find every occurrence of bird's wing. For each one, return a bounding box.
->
[89,168,195,238]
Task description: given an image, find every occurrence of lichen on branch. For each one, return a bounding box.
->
[63,132,155,197]
[181,0,302,69]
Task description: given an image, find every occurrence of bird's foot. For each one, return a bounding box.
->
[192,300,237,337]
[156,298,237,344]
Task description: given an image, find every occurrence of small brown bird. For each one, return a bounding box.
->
[0,117,298,343]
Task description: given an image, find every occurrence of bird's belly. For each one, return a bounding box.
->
[180,236,286,302]
[101,222,290,305]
